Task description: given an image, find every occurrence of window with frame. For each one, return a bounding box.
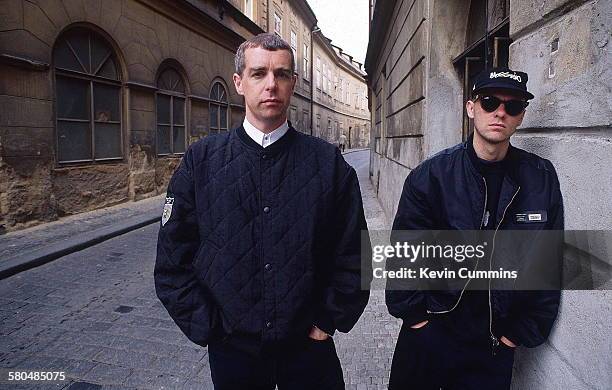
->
[303,43,309,80]
[53,29,122,163]
[274,13,282,36]
[209,81,229,134]
[316,57,321,89]
[290,105,297,128]
[346,82,351,105]
[302,110,309,133]
[156,67,186,155]
[290,31,297,75]
[322,63,327,93]
[334,75,338,100]
[244,0,254,19]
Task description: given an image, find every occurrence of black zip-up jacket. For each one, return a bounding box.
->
[386,136,563,348]
[155,125,372,356]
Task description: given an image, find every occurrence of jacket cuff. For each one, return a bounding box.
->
[313,310,336,336]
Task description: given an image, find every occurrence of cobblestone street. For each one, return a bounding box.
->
[0,150,401,389]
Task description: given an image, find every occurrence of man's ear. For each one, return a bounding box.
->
[291,74,297,91]
[233,73,244,96]
[466,100,475,119]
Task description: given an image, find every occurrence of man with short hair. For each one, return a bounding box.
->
[155,33,371,390]
[386,67,563,389]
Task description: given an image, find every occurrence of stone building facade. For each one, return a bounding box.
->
[366,0,611,388]
[0,0,371,232]
[0,0,260,232]
[312,31,370,148]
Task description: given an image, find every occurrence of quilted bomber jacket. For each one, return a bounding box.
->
[154,125,372,356]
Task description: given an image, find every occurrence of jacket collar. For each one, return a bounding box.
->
[462,133,520,187]
[462,133,521,228]
[243,117,289,147]
[235,122,297,156]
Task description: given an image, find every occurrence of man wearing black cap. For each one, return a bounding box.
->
[386,67,563,389]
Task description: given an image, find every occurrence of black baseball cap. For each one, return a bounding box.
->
[472,67,534,100]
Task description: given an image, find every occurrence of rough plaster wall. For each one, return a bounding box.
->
[0,61,56,232]
[509,0,612,388]
[513,291,612,390]
[128,89,157,201]
[0,158,56,233]
[155,157,181,195]
[510,0,611,129]
[52,164,130,217]
[424,0,469,158]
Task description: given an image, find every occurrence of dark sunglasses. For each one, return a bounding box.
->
[475,95,529,116]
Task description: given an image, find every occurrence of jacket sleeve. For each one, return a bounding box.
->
[504,166,564,347]
[385,168,435,326]
[154,153,219,347]
[314,165,372,335]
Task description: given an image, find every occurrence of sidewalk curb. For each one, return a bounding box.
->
[0,213,160,280]
[342,148,369,155]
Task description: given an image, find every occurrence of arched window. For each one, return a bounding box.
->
[53,28,122,163]
[209,81,229,133]
[156,67,186,155]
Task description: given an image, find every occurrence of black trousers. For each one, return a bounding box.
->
[208,337,345,390]
[388,319,515,390]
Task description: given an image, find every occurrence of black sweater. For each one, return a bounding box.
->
[155,125,372,356]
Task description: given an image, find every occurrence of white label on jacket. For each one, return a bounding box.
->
[515,210,547,223]
[528,213,542,221]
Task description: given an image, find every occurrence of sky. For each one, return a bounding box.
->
[307,0,370,64]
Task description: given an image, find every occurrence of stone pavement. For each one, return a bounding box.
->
[0,150,402,389]
[0,195,165,279]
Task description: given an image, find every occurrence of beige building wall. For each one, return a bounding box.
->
[313,33,370,147]
[0,0,262,232]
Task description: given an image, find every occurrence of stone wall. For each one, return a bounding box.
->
[0,0,252,232]
[508,1,612,388]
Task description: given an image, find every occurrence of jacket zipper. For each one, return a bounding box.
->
[427,177,489,315]
[489,186,521,355]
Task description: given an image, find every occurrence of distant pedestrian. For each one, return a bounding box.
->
[155,33,372,390]
[338,133,347,152]
[386,67,563,389]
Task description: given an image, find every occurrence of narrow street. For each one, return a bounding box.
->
[0,150,400,390]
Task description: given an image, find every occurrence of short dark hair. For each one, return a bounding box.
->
[235,33,295,75]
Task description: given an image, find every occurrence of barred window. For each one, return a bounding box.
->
[156,67,186,155]
[53,29,122,163]
[209,81,229,133]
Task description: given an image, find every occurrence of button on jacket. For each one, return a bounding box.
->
[155,125,372,356]
[386,136,563,347]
